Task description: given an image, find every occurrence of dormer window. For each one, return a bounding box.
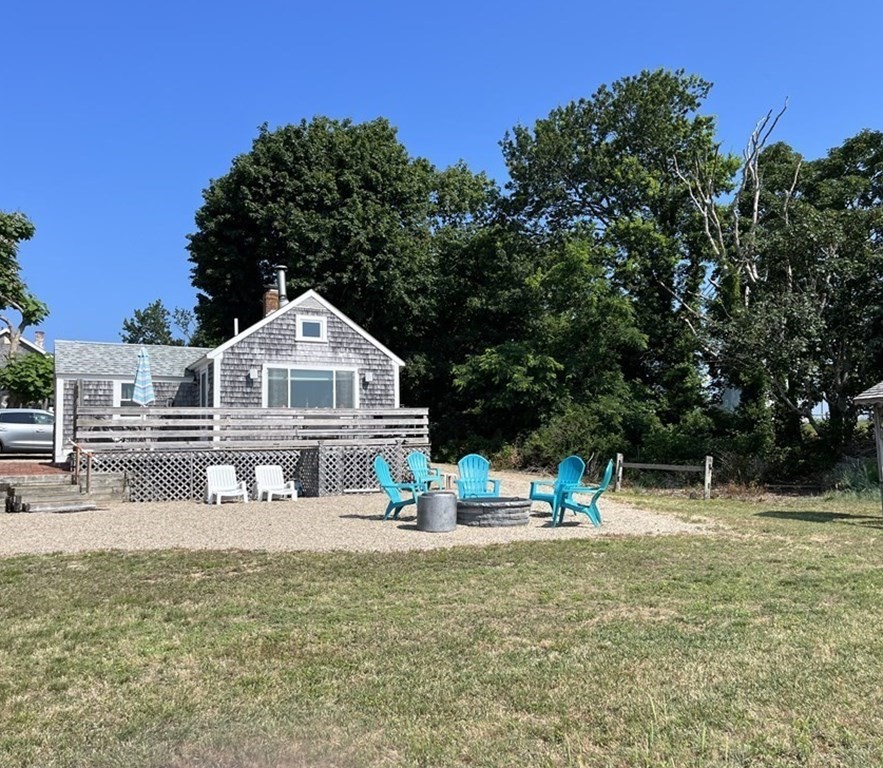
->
[296,314,327,342]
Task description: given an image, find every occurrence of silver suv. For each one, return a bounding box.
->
[0,409,54,454]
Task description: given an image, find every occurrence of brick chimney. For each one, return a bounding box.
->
[34,331,45,350]
[263,287,280,317]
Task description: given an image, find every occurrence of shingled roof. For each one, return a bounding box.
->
[854,381,883,407]
[54,341,211,378]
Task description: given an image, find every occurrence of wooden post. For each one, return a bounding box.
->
[614,453,624,492]
[703,455,713,500]
[873,406,883,516]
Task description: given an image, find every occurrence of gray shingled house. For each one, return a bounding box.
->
[53,288,408,467]
[186,287,405,413]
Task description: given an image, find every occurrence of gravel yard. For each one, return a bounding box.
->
[0,465,716,556]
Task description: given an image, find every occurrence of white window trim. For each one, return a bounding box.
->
[113,380,135,407]
[261,363,359,408]
[112,380,143,419]
[198,369,209,407]
[54,377,65,462]
[212,357,221,408]
[295,314,328,342]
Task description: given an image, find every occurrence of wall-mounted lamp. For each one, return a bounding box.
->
[363,371,374,384]
[247,368,259,381]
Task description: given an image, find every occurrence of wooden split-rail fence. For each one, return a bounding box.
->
[614,453,713,500]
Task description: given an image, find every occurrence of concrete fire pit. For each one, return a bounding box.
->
[456,496,531,527]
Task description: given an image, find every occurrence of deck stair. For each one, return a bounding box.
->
[2,472,128,513]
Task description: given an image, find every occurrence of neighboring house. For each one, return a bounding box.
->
[0,329,50,407]
[52,288,406,462]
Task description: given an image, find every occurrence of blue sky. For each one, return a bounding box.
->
[5,0,882,352]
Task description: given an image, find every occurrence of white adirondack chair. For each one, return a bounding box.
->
[254,465,298,502]
[206,465,249,504]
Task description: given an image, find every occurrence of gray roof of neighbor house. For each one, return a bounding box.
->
[54,341,212,378]
[855,381,883,406]
[0,329,48,357]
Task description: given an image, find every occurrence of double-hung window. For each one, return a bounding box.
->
[120,383,136,407]
[265,366,356,408]
[112,381,142,419]
[114,382,139,408]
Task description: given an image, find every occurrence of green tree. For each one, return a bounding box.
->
[721,133,883,455]
[500,69,735,429]
[171,307,196,345]
[425,221,548,453]
[0,353,54,406]
[503,236,648,466]
[187,117,438,357]
[683,118,883,468]
[0,211,49,357]
[121,299,191,345]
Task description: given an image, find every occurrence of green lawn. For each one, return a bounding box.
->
[2,493,883,767]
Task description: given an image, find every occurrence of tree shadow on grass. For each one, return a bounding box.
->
[756,510,883,528]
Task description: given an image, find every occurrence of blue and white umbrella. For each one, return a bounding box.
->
[132,347,156,406]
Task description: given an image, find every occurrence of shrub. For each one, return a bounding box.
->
[823,457,879,494]
[521,398,627,471]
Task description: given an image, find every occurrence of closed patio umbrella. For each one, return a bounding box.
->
[132,347,156,406]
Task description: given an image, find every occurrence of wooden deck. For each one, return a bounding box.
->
[71,407,430,501]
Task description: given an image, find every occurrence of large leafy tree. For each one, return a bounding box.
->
[680,112,883,465]
[0,211,49,357]
[429,221,550,451]
[187,117,438,361]
[425,219,647,458]
[500,69,735,427]
[513,236,648,466]
[714,132,883,455]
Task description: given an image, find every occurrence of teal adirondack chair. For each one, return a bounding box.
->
[554,458,614,527]
[529,455,586,518]
[456,453,501,498]
[406,451,444,492]
[373,455,419,520]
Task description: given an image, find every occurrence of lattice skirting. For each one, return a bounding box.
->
[81,443,430,502]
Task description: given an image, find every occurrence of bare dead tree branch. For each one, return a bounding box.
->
[783,157,802,227]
